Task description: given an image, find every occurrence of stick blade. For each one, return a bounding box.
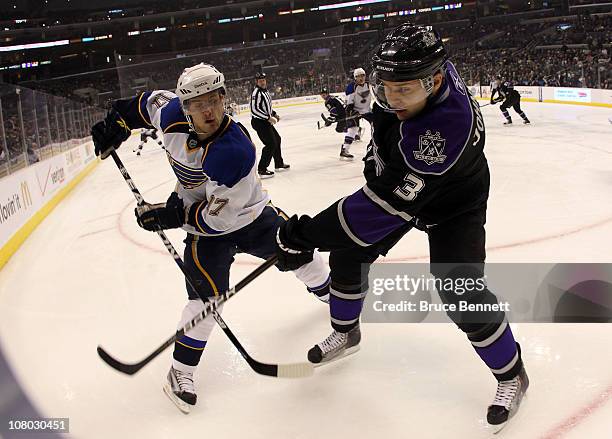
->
[276,362,315,378]
[97,345,143,376]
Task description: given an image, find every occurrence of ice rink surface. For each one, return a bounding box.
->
[1,101,611,438]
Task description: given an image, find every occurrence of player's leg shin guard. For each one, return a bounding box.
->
[173,299,223,373]
[329,280,366,332]
[293,250,331,303]
[501,109,512,124]
[341,136,354,157]
[466,318,522,382]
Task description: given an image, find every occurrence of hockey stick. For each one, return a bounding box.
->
[98,151,314,378]
[97,255,312,377]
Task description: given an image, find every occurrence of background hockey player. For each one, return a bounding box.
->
[490,78,530,125]
[319,87,354,160]
[250,71,289,178]
[134,127,163,155]
[90,63,330,414]
[345,67,373,143]
[274,24,529,431]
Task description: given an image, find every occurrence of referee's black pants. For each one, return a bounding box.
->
[251,117,285,171]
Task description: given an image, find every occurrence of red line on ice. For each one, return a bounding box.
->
[540,384,612,438]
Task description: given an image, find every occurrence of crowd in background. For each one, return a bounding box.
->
[1,11,610,168]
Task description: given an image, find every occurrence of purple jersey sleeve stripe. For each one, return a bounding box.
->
[342,189,409,245]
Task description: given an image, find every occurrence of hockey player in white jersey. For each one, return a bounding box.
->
[134,127,163,155]
[90,63,330,414]
[345,67,373,144]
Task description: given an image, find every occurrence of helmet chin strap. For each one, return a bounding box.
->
[185,114,208,136]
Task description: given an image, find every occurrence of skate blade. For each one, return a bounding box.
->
[490,421,508,434]
[339,157,355,161]
[163,382,191,414]
[313,345,361,368]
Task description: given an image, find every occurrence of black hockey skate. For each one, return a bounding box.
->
[340,148,354,160]
[275,164,291,171]
[258,169,274,179]
[487,365,529,432]
[503,120,513,126]
[163,366,197,414]
[308,325,361,364]
[523,120,531,125]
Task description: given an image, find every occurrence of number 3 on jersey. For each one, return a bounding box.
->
[394,173,425,201]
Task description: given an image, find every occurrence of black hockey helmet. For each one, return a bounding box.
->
[320,87,329,95]
[255,71,266,80]
[370,23,448,110]
[371,23,448,82]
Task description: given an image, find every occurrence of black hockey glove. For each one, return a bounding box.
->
[272,111,280,121]
[275,215,314,272]
[321,113,336,127]
[91,108,131,159]
[325,115,336,127]
[135,192,185,231]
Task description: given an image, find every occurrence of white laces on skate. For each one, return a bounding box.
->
[175,369,195,393]
[319,331,347,354]
[491,377,520,410]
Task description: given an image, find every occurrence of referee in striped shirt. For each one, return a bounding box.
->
[250,72,289,178]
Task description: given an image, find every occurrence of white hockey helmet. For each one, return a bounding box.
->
[353,67,366,78]
[176,63,225,133]
[176,63,225,104]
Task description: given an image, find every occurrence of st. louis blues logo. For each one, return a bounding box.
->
[359,89,370,104]
[414,130,447,165]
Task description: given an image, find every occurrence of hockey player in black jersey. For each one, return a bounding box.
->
[491,79,530,125]
[320,88,354,159]
[276,24,528,431]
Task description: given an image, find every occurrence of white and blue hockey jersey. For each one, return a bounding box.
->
[345,81,372,115]
[114,90,270,236]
